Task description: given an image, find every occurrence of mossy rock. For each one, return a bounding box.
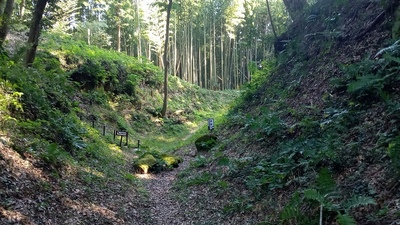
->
[133,153,157,174]
[195,134,218,152]
[133,152,183,173]
[160,153,183,168]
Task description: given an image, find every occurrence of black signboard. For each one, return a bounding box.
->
[114,130,128,146]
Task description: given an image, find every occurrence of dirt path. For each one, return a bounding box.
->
[136,145,196,225]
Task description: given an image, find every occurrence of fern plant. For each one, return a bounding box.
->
[280,168,377,225]
[344,47,400,103]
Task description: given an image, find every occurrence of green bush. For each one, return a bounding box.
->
[42,32,162,96]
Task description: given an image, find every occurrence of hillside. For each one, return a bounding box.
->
[170,0,400,224]
[0,33,238,224]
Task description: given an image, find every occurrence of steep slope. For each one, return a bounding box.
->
[172,0,400,224]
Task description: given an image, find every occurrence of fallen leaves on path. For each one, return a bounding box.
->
[138,145,195,225]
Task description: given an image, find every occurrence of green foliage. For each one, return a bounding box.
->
[0,79,23,129]
[190,155,209,168]
[245,60,276,91]
[243,107,287,138]
[40,142,72,168]
[84,90,109,106]
[280,192,317,224]
[343,48,400,103]
[280,168,376,224]
[42,32,163,95]
[223,197,254,215]
[387,135,400,175]
[178,172,215,187]
[392,9,400,39]
[316,167,336,194]
[336,213,356,225]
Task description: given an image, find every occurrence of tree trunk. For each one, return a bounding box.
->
[0,0,14,47]
[203,13,207,89]
[19,0,25,18]
[161,0,172,118]
[117,24,121,52]
[135,0,142,61]
[24,0,48,67]
[266,0,277,38]
[0,0,5,16]
[282,0,308,21]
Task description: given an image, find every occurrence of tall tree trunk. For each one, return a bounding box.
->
[24,0,48,67]
[87,28,91,45]
[220,22,224,90]
[135,0,141,61]
[203,13,207,89]
[209,26,213,89]
[198,45,201,86]
[19,0,25,18]
[282,0,308,21]
[213,18,216,90]
[117,24,121,52]
[0,0,5,16]
[0,0,14,46]
[161,0,172,118]
[173,19,177,76]
[266,0,277,38]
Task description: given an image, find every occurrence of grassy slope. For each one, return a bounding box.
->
[0,33,238,224]
[172,0,400,224]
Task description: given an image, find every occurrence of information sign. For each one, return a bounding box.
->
[208,118,214,131]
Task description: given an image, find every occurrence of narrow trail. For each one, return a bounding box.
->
[136,145,197,225]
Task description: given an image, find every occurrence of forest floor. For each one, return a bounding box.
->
[0,137,201,225]
[137,145,196,225]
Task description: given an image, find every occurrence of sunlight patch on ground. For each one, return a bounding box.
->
[184,121,198,129]
[0,208,30,224]
[135,173,155,180]
[109,101,118,111]
[81,166,105,178]
[155,136,174,142]
[62,197,123,223]
[108,144,122,153]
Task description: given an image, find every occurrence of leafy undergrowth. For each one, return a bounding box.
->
[0,32,238,224]
[171,0,400,224]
